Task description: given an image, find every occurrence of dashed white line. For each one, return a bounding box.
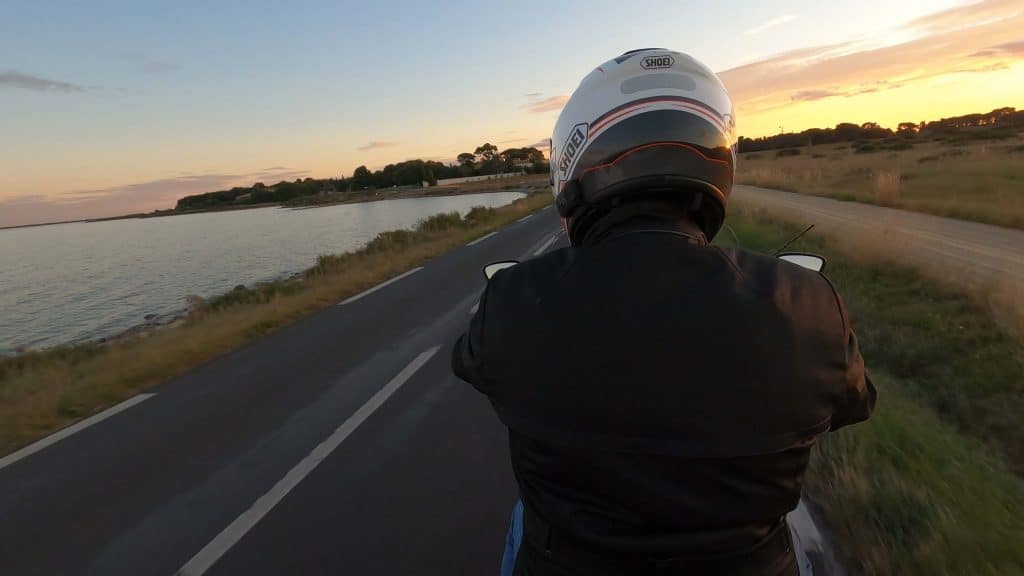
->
[465,231,498,247]
[176,347,441,576]
[0,393,156,470]
[470,302,479,315]
[533,234,559,256]
[337,267,423,306]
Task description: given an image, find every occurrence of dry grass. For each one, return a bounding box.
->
[721,210,1024,574]
[737,134,1024,228]
[0,193,553,456]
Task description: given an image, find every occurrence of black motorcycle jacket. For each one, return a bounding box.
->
[452,216,876,575]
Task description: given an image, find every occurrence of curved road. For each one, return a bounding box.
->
[4,188,1018,575]
[734,185,1024,287]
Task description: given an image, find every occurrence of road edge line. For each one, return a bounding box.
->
[175,346,441,576]
[337,267,423,306]
[0,393,156,471]
[465,231,498,247]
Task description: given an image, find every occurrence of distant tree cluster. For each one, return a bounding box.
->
[737,107,1023,153]
[174,142,549,211]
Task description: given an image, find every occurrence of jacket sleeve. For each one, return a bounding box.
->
[451,283,490,394]
[829,294,878,431]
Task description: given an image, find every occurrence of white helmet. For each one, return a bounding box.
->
[551,49,736,243]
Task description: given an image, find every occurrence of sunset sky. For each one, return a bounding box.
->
[1,0,1022,227]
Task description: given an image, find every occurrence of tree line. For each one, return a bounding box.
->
[175,143,549,211]
[737,107,1023,153]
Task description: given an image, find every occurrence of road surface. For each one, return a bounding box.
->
[13,184,1018,575]
[734,185,1024,288]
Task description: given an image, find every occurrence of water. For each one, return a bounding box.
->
[0,192,525,354]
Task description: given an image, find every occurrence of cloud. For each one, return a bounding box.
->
[357,140,400,151]
[973,40,1024,57]
[524,94,569,113]
[117,50,180,74]
[718,0,1024,117]
[744,14,797,36]
[498,138,528,144]
[524,92,543,98]
[0,168,310,228]
[0,70,88,93]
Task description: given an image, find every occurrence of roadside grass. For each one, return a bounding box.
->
[737,134,1024,229]
[720,209,1024,574]
[0,192,552,456]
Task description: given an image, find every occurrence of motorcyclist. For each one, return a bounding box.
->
[452,49,876,576]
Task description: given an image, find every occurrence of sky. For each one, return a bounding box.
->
[1,0,1022,227]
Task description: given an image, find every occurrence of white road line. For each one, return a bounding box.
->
[533,234,559,256]
[516,214,533,223]
[0,393,156,471]
[337,267,422,306]
[176,347,441,576]
[470,302,479,315]
[465,231,498,247]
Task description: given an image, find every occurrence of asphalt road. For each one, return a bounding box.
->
[9,186,1013,575]
[0,207,566,576]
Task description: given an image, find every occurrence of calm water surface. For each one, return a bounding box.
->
[0,192,524,354]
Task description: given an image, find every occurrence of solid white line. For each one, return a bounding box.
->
[533,234,559,256]
[516,214,533,223]
[337,267,422,306]
[465,231,498,247]
[470,302,479,315]
[0,393,156,470]
[176,347,441,576]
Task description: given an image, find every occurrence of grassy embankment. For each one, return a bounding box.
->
[737,132,1024,229]
[721,207,1024,574]
[285,174,548,207]
[0,189,552,457]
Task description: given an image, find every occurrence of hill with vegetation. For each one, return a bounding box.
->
[738,107,1023,152]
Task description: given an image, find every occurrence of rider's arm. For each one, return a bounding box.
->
[451,284,490,392]
[829,294,877,431]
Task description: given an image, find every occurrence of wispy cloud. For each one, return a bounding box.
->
[524,92,543,98]
[118,50,180,74]
[719,0,1024,118]
[0,70,88,93]
[524,95,568,114]
[744,14,797,36]
[357,140,400,151]
[0,168,309,228]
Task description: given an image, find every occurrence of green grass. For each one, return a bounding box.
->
[737,134,1024,229]
[719,208,1024,574]
[0,192,553,456]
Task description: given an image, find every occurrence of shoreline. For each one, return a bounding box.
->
[0,176,547,232]
[1,187,539,357]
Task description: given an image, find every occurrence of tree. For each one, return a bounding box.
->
[474,143,498,161]
[457,152,476,167]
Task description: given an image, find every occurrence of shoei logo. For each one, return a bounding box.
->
[641,55,674,69]
[558,123,589,177]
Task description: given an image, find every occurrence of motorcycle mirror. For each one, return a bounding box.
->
[778,253,826,273]
[483,260,520,280]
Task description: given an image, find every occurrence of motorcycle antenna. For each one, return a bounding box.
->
[722,224,742,249]
[772,224,814,255]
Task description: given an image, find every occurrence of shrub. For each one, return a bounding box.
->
[854,142,879,154]
[874,171,901,205]
[812,153,826,159]
[416,212,464,233]
[776,148,801,157]
[918,155,940,163]
[465,206,498,223]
